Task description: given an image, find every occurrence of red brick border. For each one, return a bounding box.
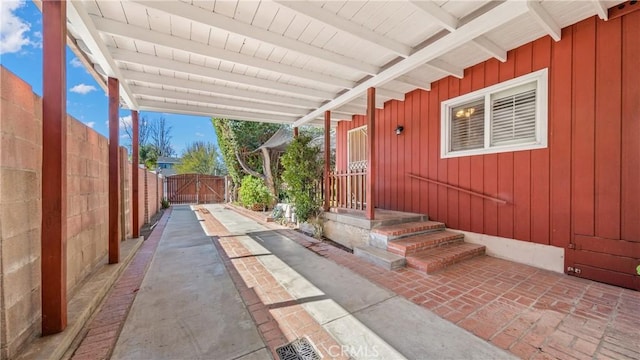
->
[71,208,172,360]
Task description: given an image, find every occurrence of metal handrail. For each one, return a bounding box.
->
[407,173,508,205]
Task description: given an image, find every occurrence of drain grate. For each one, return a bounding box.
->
[275,338,321,360]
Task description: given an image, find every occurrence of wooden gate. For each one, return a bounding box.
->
[165,174,226,204]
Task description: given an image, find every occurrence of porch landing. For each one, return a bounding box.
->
[322,208,429,250]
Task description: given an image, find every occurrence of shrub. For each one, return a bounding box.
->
[281,135,323,223]
[161,198,170,209]
[238,176,272,210]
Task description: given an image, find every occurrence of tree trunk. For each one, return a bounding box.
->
[236,149,278,207]
[261,147,278,206]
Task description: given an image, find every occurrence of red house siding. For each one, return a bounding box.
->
[336,14,639,286]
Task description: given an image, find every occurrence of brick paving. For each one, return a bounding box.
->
[71,208,172,360]
[198,208,348,359]
[279,229,640,360]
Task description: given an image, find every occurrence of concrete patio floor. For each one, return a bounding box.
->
[71,204,639,360]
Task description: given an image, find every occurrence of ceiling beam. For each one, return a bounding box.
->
[293,1,530,126]
[397,75,431,91]
[349,96,386,109]
[409,0,458,31]
[66,1,137,109]
[91,15,354,89]
[427,59,464,79]
[137,100,338,126]
[131,86,311,116]
[591,0,609,20]
[408,1,507,63]
[121,70,323,109]
[526,1,562,41]
[137,100,300,123]
[111,48,336,100]
[376,88,405,101]
[131,0,379,75]
[273,0,412,57]
[471,36,508,62]
[336,103,366,115]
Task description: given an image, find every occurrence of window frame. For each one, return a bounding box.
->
[440,68,548,159]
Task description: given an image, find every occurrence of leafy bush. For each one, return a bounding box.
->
[161,198,170,209]
[238,176,272,210]
[281,135,323,222]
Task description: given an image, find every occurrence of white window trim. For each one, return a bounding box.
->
[440,68,548,159]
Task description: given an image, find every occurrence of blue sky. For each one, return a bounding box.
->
[0,0,218,156]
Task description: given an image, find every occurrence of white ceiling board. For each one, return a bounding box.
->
[212,0,238,18]
[484,14,546,54]
[93,1,126,22]
[233,0,261,24]
[65,0,615,123]
[191,1,215,13]
[441,0,491,19]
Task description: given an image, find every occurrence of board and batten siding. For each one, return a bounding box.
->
[335,14,640,253]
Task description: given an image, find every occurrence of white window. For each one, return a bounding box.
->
[441,68,548,158]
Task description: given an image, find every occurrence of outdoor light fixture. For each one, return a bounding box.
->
[395,125,404,135]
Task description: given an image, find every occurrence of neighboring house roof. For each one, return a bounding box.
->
[157,156,181,164]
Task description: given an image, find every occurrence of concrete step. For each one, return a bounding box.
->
[387,230,464,257]
[370,221,445,248]
[354,245,406,270]
[405,243,486,274]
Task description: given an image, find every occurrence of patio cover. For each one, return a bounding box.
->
[54,0,619,127]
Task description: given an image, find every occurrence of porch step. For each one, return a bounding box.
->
[370,221,445,248]
[354,245,406,270]
[405,243,486,274]
[387,230,464,257]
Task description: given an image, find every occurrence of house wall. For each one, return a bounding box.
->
[336,14,639,253]
[0,66,164,358]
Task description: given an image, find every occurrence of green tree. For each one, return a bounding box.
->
[139,144,159,169]
[281,135,323,222]
[211,118,283,204]
[175,141,225,175]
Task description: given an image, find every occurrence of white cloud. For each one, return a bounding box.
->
[70,83,97,95]
[31,30,42,49]
[0,1,34,54]
[195,132,205,137]
[70,57,83,68]
[119,115,132,129]
[84,121,95,128]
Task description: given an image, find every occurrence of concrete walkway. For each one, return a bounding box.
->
[110,206,270,360]
[201,204,513,360]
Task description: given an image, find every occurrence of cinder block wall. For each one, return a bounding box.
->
[1,66,43,359]
[0,67,164,358]
[66,116,109,296]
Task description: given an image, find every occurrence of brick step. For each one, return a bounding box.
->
[387,230,464,257]
[405,243,486,274]
[370,221,445,248]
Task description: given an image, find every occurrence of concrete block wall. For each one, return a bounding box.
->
[66,116,109,297]
[1,66,43,359]
[0,67,164,359]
